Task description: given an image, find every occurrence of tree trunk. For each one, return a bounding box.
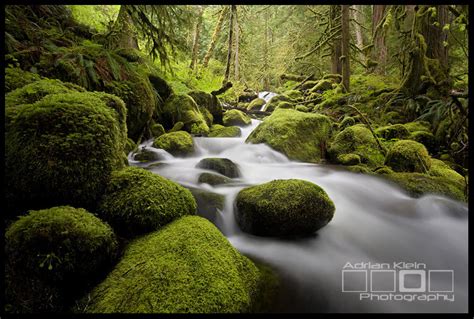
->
[372,5,387,74]
[190,6,204,70]
[341,5,351,92]
[352,5,366,63]
[233,5,240,81]
[330,5,342,75]
[422,5,449,74]
[114,5,139,50]
[203,6,226,68]
[223,5,234,85]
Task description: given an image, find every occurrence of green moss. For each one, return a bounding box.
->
[78,216,270,313]
[132,148,161,162]
[235,179,335,236]
[247,98,266,111]
[162,93,210,135]
[275,101,294,110]
[428,159,465,186]
[208,126,242,137]
[247,109,331,163]
[328,125,384,168]
[150,122,165,137]
[188,188,225,222]
[200,107,214,127]
[383,172,466,202]
[375,124,410,140]
[337,153,361,166]
[409,131,437,154]
[148,74,173,102]
[385,140,431,173]
[196,158,241,178]
[300,80,318,91]
[5,206,118,312]
[5,66,42,92]
[152,131,194,156]
[344,165,372,174]
[98,167,196,238]
[188,90,222,124]
[263,94,293,112]
[5,78,85,108]
[5,91,126,216]
[169,121,184,132]
[198,172,233,186]
[309,80,333,93]
[125,138,137,154]
[403,121,432,133]
[374,166,395,175]
[295,105,309,112]
[283,90,303,100]
[223,109,252,127]
[383,111,404,124]
[340,116,355,129]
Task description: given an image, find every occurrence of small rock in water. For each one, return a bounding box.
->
[196,158,241,178]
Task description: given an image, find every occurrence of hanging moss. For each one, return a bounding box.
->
[5,206,118,313]
[97,167,196,238]
[76,216,275,313]
[5,91,127,216]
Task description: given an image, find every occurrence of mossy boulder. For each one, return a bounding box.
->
[409,131,436,154]
[344,165,372,174]
[148,74,173,102]
[383,111,403,124]
[196,158,241,178]
[5,91,127,215]
[238,91,258,103]
[132,148,162,162]
[309,80,333,93]
[98,167,196,238]
[275,101,294,110]
[150,122,165,137]
[162,93,210,135]
[247,109,332,163]
[295,105,309,112]
[375,124,410,140]
[328,125,385,168]
[340,116,355,129]
[247,98,266,111]
[403,121,432,133]
[208,125,242,137]
[300,80,318,91]
[384,173,466,202]
[385,140,431,173]
[5,206,118,312]
[188,188,225,222]
[5,66,42,92]
[78,216,273,313]
[169,121,184,132]
[235,179,335,237]
[152,131,194,156]
[337,153,361,166]
[223,109,252,127]
[188,90,223,124]
[283,90,303,100]
[428,159,465,186]
[5,78,85,108]
[263,94,292,112]
[198,172,233,186]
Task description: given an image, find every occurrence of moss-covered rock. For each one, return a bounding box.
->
[247,98,266,111]
[78,216,272,313]
[328,125,385,168]
[375,124,410,140]
[162,93,210,135]
[283,90,303,100]
[188,90,223,124]
[196,158,241,178]
[188,188,225,222]
[5,78,85,108]
[208,125,242,137]
[337,153,361,166]
[383,111,403,124]
[152,131,194,156]
[275,101,294,110]
[403,121,432,133]
[148,74,173,102]
[169,121,184,132]
[383,172,466,202]
[309,80,333,93]
[132,148,162,162]
[200,107,214,127]
[198,172,233,186]
[300,80,318,91]
[263,94,292,112]
[5,206,118,312]
[150,122,165,137]
[5,91,127,215]
[5,66,42,92]
[428,159,465,186]
[409,131,436,154]
[340,116,355,129]
[223,109,252,127]
[125,138,137,154]
[247,109,331,163]
[344,165,372,174]
[385,140,431,173]
[374,166,395,175]
[295,105,309,112]
[98,167,196,238]
[235,179,335,237]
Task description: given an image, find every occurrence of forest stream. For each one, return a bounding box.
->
[129,114,468,313]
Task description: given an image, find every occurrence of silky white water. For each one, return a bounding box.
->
[129,119,468,313]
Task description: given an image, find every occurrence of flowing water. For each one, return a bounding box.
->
[129,119,468,313]
[258,91,278,111]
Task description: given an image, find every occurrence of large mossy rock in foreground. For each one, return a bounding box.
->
[98,167,196,238]
[246,109,332,163]
[235,179,335,237]
[162,93,210,135]
[5,91,127,216]
[152,131,194,156]
[328,124,384,168]
[5,206,118,313]
[79,216,274,313]
[196,158,241,178]
[223,109,252,127]
[385,140,431,173]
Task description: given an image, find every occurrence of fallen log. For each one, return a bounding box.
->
[211,81,233,96]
